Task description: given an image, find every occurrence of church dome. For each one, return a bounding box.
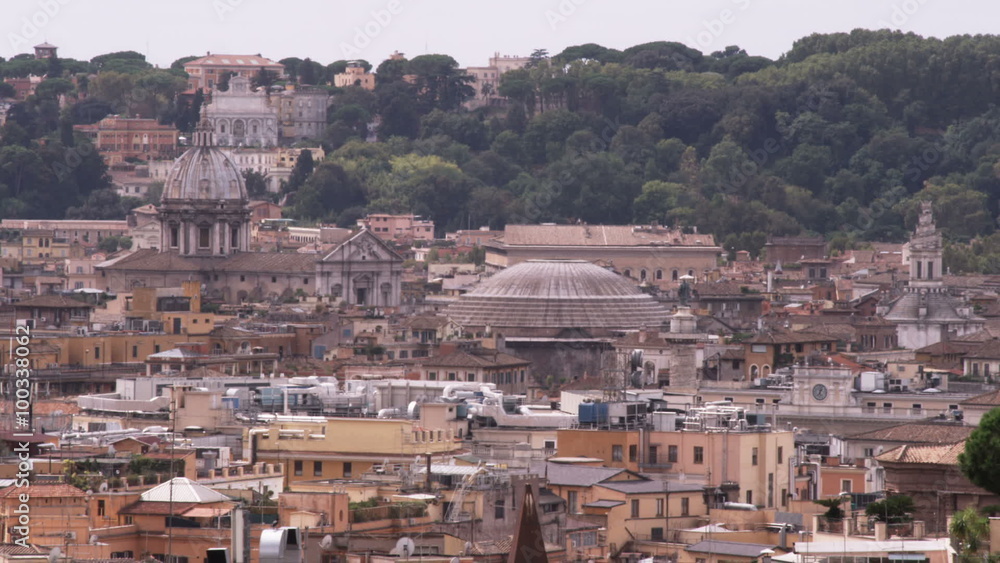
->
[161,117,247,202]
[446,260,669,330]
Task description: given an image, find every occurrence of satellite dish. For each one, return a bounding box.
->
[464,542,473,555]
[319,535,333,549]
[450,558,461,563]
[48,548,61,563]
[390,537,416,557]
[98,482,109,492]
[89,534,99,545]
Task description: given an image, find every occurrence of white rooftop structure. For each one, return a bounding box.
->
[140,477,231,503]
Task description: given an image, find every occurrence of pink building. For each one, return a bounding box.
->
[359,214,435,242]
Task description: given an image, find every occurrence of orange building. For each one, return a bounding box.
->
[183,53,285,92]
[0,484,92,556]
[74,116,179,165]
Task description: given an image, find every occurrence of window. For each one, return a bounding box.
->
[668,445,678,463]
[240,275,246,282]
[568,491,578,514]
[631,499,640,518]
[98,499,106,516]
[746,490,753,504]
[313,461,323,476]
[656,498,664,516]
[294,460,303,476]
[752,447,759,466]
[693,446,704,464]
[841,479,852,493]
[777,446,784,464]
[629,444,638,462]
[612,445,623,462]
[343,462,352,478]
[198,226,211,248]
[495,499,505,520]
[271,276,277,283]
[681,497,689,516]
[651,527,664,541]
[94,347,101,360]
[132,346,138,359]
[428,372,437,381]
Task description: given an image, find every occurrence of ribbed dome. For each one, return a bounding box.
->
[161,145,247,202]
[447,260,669,329]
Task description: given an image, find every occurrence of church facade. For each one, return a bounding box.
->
[204,76,279,148]
[98,114,402,306]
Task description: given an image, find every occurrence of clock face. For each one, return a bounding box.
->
[812,384,828,401]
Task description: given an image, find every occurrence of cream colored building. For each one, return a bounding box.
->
[485,224,722,286]
[333,63,376,90]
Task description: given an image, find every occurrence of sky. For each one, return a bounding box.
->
[2,0,995,68]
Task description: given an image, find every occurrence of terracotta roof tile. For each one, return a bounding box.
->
[847,423,973,444]
[961,389,1000,407]
[875,441,965,465]
[0,483,86,498]
[14,294,93,309]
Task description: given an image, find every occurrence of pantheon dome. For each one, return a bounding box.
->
[446,260,669,331]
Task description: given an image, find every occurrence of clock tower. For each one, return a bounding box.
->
[792,365,854,410]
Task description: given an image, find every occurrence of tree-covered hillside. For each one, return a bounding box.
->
[8,31,1000,270]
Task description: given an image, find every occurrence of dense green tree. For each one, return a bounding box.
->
[243,170,269,199]
[283,149,315,194]
[288,162,366,221]
[406,54,475,112]
[960,408,1000,495]
[865,495,915,523]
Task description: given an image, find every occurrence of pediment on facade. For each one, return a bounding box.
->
[319,230,403,264]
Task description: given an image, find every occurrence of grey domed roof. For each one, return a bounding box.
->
[161,114,247,203]
[161,145,247,202]
[446,260,669,330]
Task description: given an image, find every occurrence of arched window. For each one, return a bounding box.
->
[672,270,679,281]
[640,269,647,281]
[623,269,632,278]
[656,269,663,280]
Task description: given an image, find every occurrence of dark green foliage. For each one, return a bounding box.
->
[865,495,915,523]
[9,33,1000,267]
[243,169,270,199]
[814,497,844,520]
[960,408,1000,495]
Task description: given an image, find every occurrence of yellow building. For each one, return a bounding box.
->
[250,411,466,487]
[542,462,707,556]
[557,411,795,510]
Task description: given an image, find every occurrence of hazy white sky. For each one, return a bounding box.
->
[2,0,992,68]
